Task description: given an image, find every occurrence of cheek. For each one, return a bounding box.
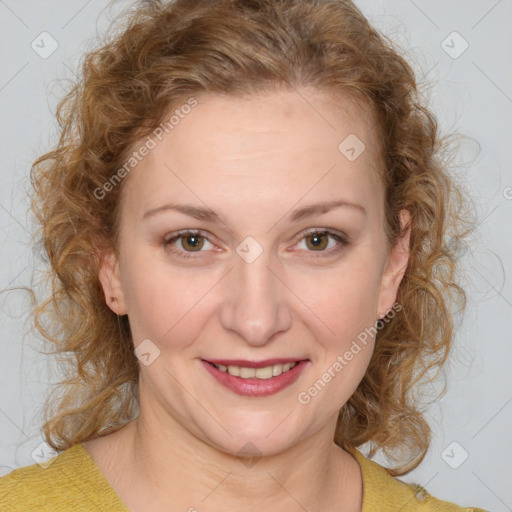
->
[121,237,385,351]
[291,254,384,348]
[120,252,221,344]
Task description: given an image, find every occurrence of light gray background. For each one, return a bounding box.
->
[0,1,510,510]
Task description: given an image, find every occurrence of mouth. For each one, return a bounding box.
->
[201,358,310,397]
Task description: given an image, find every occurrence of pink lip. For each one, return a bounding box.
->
[201,359,310,397]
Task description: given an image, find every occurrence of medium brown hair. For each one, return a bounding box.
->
[31,0,472,475]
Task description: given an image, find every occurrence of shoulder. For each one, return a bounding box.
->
[346,447,489,512]
[0,444,128,512]
[0,445,87,512]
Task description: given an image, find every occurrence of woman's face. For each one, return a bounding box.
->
[100,88,410,457]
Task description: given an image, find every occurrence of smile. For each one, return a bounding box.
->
[211,361,298,379]
[201,358,309,397]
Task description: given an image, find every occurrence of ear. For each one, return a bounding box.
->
[377,209,411,319]
[98,250,128,315]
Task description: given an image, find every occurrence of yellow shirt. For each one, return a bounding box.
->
[0,443,487,511]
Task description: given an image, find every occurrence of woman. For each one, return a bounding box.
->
[0,0,487,510]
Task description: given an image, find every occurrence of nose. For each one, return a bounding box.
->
[219,249,292,347]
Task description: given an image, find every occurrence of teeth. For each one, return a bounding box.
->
[214,362,298,380]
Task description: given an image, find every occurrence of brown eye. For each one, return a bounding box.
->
[180,233,205,251]
[304,232,329,251]
[164,230,214,259]
[295,229,348,256]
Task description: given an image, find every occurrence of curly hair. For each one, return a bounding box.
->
[30,0,473,476]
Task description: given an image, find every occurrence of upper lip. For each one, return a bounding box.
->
[203,358,308,368]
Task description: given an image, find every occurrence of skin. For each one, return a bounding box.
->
[84,87,411,512]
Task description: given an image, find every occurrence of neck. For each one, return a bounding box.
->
[119,402,362,511]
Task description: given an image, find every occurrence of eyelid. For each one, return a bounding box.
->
[297,227,348,243]
[164,229,217,257]
[289,228,348,257]
[164,228,209,243]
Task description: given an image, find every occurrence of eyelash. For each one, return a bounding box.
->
[164,228,348,260]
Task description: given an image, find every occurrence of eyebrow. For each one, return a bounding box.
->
[143,199,366,223]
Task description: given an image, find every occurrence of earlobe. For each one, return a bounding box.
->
[98,250,128,315]
[377,209,411,318]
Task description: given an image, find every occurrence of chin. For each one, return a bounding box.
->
[197,412,306,459]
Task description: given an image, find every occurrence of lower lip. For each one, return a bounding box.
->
[201,360,309,397]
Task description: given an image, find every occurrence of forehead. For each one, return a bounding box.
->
[162,88,379,164]
[121,88,384,220]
